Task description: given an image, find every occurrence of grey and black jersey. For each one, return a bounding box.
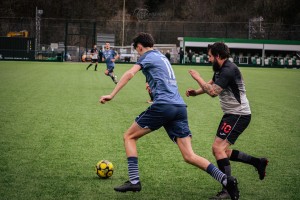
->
[212,60,251,115]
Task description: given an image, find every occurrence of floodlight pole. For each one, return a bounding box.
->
[262,43,265,67]
[35,7,43,57]
[122,0,125,47]
[248,19,251,39]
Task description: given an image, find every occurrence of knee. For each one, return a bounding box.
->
[212,144,223,158]
[225,149,232,157]
[123,132,138,142]
[182,153,196,164]
[123,133,131,142]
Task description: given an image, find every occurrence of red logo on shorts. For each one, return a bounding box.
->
[221,122,232,134]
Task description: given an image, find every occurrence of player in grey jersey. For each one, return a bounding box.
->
[186,42,268,199]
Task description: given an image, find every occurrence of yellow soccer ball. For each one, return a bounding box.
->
[96,160,114,178]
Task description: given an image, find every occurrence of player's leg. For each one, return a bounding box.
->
[219,114,268,180]
[212,137,232,175]
[115,104,173,193]
[210,137,232,199]
[94,61,98,71]
[228,149,268,180]
[123,122,151,158]
[177,136,213,169]
[165,106,239,199]
[111,72,118,84]
[177,137,239,200]
[104,69,109,76]
[114,122,151,193]
[108,68,118,84]
[210,114,245,199]
[86,60,93,70]
[212,114,248,180]
[104,68,117,84]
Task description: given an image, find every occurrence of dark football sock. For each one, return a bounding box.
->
[217,158,231,190]
[109,73,116,81]
[217,158,231,176]
[230,149,260,167]
[86,64,92,69]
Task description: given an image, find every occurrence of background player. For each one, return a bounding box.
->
[100,33,239,200]
[86,45,99,71]
[102,42,118,84]
[186,42,268,199]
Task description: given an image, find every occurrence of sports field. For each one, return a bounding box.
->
[0,61,299,200]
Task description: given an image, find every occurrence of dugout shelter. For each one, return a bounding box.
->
[178,37,300,67]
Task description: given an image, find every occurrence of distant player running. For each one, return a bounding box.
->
[186,42,268,199]
[102,42,118,84]
[86,45,99,71]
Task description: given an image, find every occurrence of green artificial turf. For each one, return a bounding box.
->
[0,61,299,199]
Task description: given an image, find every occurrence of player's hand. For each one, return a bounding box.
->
[186,89,198,97]
[145,83,151,91]
[99,95,113,104]
[111,58,115,62]
[188,69,201,80]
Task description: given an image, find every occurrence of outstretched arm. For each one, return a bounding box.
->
[111,51,119,62]
[188,69,223,97]
[186,87,205,97]
[99,64,141,104]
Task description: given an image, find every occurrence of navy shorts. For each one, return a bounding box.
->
[216,114,251,144]
[135,104,192,143]
[106,66,114,73]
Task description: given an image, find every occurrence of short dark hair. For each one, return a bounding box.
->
[132,32,155,49]
[208,42,230,59]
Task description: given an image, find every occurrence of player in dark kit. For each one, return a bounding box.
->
[86,45,99,71]
[102,42,118,84]
[100,33,239,200]
[186,42,268,199]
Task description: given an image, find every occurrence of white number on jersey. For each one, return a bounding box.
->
[161,57,175,79]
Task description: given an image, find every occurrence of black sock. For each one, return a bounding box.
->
[217,158,231,190]
[217,158,231,176]
[86,64,92,69]
[109,73,115,81]
[94,64,98,70]
[230,149,260,167]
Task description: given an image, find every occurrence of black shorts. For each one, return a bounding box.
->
[216,114,251,144]
[91,59,98,63]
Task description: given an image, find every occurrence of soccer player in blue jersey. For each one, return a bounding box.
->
[186,42,268,199]
[99,33,239,200]
[102,42,118,84]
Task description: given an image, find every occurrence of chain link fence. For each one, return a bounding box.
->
[0,17,299,63]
